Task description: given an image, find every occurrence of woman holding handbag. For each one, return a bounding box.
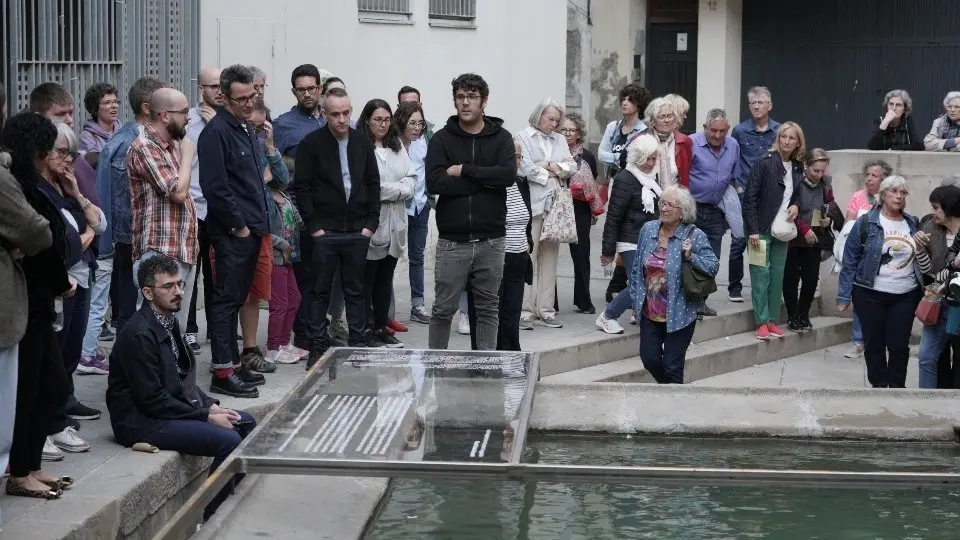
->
[914,185,960,388]
[743,121,806,340]
[517,98,576,329]
[630,186,718,383]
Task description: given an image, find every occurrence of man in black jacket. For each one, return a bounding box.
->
[426,73,517,350]
[294,87,380,367]
[107,254,255,518]
[198,64,268,398]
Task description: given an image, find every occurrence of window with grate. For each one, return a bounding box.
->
[358,0,411,16]
[429,0,476,21]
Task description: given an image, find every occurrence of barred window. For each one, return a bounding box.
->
[358,0,411,15]
[428,0,476,20]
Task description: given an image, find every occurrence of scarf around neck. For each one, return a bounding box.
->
[150,304,181,366]
[625,163,662,214]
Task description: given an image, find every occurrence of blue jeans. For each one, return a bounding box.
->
[604,250,636,320]
[695,203,726,270]
[81,258,113,358]
[639,316,696,384]
[728,236,747,295]
[407,206,430,305]
[918,311,949,389]
[459,292,469,313]
[852,311,863,344]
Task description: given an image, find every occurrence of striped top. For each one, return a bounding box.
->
[505,182,529,254]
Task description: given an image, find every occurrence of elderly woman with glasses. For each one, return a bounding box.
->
[838,175,923,388]
[867,89,923,151]
[639,97,692,188]
[924,91,960,152]
[517,97,577,330]
[631,186,718,383]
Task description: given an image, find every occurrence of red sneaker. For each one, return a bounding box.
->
[766,323,785,338]
[755,325,771,340]
[387,319,408,333]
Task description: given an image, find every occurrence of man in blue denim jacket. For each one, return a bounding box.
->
[94,77,166,335]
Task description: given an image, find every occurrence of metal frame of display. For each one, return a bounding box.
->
[152,348,960,540]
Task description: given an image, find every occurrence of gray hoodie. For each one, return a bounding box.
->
[80,119,122,153]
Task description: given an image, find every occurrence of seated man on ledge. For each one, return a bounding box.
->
[107,254,256,518]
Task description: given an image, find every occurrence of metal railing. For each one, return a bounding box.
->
[357,0,411,14]
[429,0,476,20]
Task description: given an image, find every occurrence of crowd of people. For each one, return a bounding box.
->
[1,65,958,511]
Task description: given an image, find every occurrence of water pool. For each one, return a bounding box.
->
[365,434,960,539]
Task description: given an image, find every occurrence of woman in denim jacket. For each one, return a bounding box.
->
[630,185,718,384]
[838,175,923,388]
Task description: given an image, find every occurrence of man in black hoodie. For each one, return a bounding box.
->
[426,73,517,350]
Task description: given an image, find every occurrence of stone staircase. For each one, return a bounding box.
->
[541,297,853,384]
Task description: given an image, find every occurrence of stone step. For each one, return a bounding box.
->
[541,316,853,385]
[539,297,827,377]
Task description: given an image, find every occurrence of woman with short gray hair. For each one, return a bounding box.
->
[517,98,576,329]
[629,185,718,383]
[923,91,960,152]
[838,175,923,387]
[867,89,922,151]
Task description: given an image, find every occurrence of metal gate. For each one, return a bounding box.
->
[1,0,200,125]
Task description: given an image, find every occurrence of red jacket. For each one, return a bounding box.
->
[675,131,692,188]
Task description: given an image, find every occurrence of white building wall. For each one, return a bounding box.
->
[695,0,742,125]
[198,0,567,134]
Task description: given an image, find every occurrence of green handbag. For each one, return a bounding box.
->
[681,227,717,301]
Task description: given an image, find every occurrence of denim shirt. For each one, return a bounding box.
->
[630,221,720,332]
[838,207,922,305]
[731,118,780,190]
[95,121,141,255]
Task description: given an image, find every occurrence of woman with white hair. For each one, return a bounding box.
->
[41,122,107,454]
[639,97,691,188]
[867,89,923,151]
[630,186,718,383]
[517,98,576,329]
[596,135,662,334]
[838,175,924,388]
[923,91,960,152]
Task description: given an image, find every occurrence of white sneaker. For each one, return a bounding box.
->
[50,427,91,453]
[596,313,624,334]
[276,345,305,364]
[844,343,864,358]
[42,437,65,461]
[457,311,470,335]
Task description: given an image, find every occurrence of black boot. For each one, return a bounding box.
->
[234,363,266,386]
[788,314,803,332]
[800,312,813,331]
[210,374,259,398]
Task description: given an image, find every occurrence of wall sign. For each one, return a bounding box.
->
[677,32,688,52]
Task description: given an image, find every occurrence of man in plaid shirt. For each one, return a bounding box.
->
[127,88,198,330]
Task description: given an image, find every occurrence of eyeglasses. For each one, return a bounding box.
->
[294,85,319,95]
[100,99,120,107]
[370,117,392,126]
[53,147,77,160]
[254,83,267,94]
[164,108,190,116]
[748,101,770,107]
[407,120,426,128]
[455,93,482,103]
[153,280,185,292]
[660,201,680,210]
[514,153,523,159]
[947,105,960,111]
[559,128,578,135]
[228,94,258,106]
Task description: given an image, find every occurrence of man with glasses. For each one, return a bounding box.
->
[729,86,780,303]
[274,64,325,172]
[184,66,224,353]
[198,64,270,398]
[106,253,255,521]
[127,88,198,332]
[425,73,517,350]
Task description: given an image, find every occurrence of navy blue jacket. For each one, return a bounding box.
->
[198,107,269,237]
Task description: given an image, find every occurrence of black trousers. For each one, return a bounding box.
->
[782,246,821,318]
[208,234,261,370]
[936,338,960,389]
[852,286,922,388]
[292,232,315,349]
[11,322,69,476]
[49,286,90,434]
[496,252,528,351]
[569,200,595,311]
[364,255,398,330]
[606,265,628,303]
[309,232,368,349]
[186,218,215,336]
[638,316,696,384]
[112,242,138,331]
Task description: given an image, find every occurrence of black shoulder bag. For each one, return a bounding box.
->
[681,226,717,301]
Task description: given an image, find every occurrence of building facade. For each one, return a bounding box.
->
[198,0,567,135]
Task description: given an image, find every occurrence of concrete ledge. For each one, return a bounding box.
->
[530,384,960,441]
